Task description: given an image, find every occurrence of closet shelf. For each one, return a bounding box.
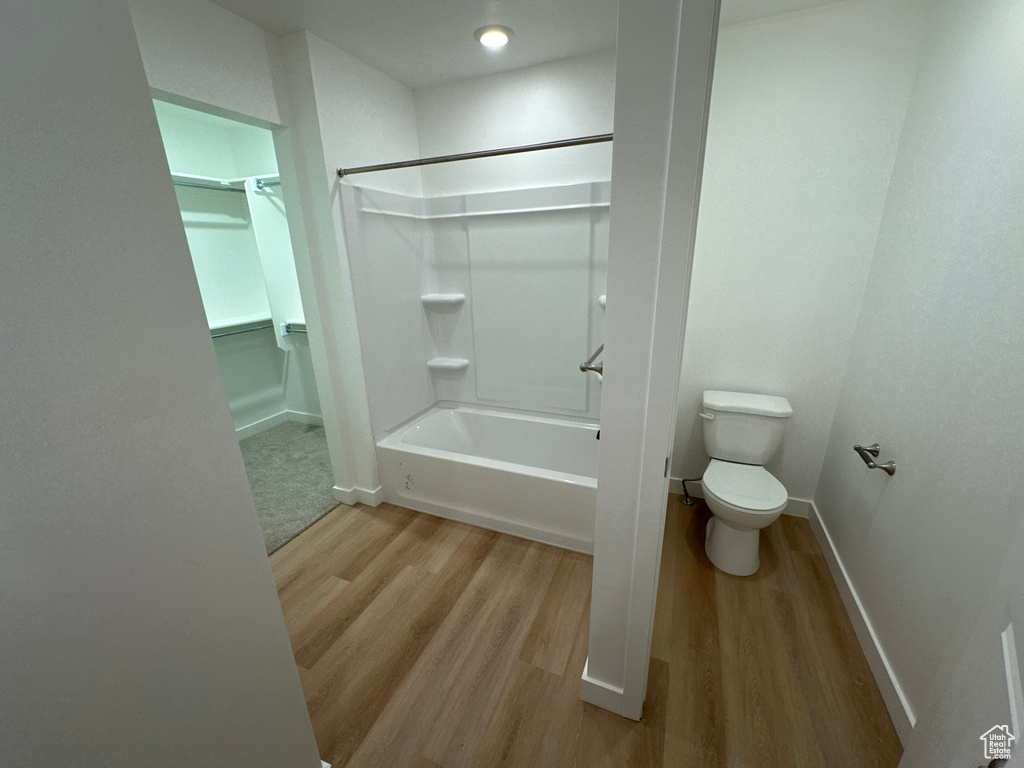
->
[170,171,246,191]
[421,293,466,309]
[427,357,470,372]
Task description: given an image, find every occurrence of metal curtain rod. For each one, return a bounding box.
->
[337,133,613,178]
[173,179,246,194]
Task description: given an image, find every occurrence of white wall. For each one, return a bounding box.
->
[415,51,616,197]
[0,1,320,764]
[814,0,1024,730]
[170,184,270,326]
[308,33,423,198]
[293,31,430,440]
[671,0,925,499]
[129,0,286,126]
[275,30,409,503]
[154,99,251,178]
[232,126,280,178]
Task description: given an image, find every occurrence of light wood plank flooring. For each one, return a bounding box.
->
[270,495,902,767]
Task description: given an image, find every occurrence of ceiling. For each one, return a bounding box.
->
[211,0,848,90]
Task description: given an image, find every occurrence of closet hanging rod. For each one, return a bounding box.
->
[255,178,281,190]
[172,179,246,194]
[337,133,613,178]
[211,322,273,339]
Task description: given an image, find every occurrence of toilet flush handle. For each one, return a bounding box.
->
[699,411,715,420]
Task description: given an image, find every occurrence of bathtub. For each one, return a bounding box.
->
[376,405,599,553]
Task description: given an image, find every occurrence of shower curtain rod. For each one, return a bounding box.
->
[336,133,613,178]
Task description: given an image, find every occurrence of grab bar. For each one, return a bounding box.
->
[854,443,896,475]
[580,343,604,376]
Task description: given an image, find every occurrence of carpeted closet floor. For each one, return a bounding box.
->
[239,421,339,554]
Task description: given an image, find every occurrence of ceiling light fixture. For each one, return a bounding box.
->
[474,25,514,48]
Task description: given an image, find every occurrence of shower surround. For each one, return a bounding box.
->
[341,180,608,547]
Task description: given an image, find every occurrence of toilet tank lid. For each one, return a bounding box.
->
[703,390,793,418]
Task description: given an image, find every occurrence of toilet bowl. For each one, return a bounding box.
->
[702,459,787,576]
[699,390,792,576]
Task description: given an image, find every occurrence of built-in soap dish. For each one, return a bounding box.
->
[427,357,469,372]
[421,293,466,309]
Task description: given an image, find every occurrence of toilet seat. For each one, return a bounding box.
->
[702,459,787,514]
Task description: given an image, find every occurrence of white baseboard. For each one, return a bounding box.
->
[287,410,324,427]
[236,410,324,440]
[236,411,290,440]
[580,657,625,713]
[668,477,808,519]
[332,484,384,507]
[807,499,915,744]
[783,497,811,519]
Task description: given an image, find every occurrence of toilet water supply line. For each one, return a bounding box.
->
[679,409,720,505]
[680,477,703,506]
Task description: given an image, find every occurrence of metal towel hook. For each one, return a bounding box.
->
[854,444,896,476]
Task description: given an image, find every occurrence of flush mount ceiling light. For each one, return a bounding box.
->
[474,25,514,48]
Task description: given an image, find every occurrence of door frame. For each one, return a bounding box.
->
[582,0,721,719]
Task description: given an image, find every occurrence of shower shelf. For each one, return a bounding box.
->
[427,357,470,372]
[421,293,466,309]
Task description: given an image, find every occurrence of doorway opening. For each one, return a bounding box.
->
[152,99,338,553]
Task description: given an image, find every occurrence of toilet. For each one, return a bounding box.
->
[700,390,792,576]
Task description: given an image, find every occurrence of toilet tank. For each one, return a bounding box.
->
[702,390,793,465]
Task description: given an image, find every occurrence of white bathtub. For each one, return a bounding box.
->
[376,405,599,553]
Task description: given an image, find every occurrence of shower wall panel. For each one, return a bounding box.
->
[459,183,608,418]
[468,212,591,412]
[341,185,432,435]
[343,181,608,427]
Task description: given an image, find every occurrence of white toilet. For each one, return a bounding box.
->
[700,390,792,576]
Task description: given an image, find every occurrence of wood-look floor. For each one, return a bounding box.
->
[270,495,902,767]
